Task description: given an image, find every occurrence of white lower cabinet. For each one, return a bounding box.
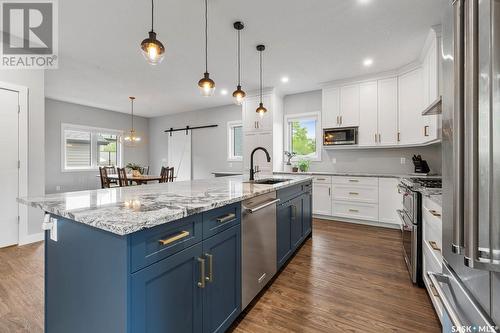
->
[311,176,402,228]
[312,178,332,216]
[332,201,378,222]
[422,196,443,322]
[378,178,402,225]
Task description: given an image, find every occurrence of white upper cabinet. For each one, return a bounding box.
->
[377,78,399,145]
[421,28,441,142]
[339,84,360,127]
[398,68,425,145]
[242,95,273,132]
[358,81,378,146]
[321,87,340,129]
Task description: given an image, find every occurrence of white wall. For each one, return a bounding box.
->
[0,70,45,236]
[284,90,442,174]
[149,104,243,179]
[45,99,149,193]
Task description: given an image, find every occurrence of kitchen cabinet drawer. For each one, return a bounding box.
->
[277,183,305,203]
[203,202,241,239]
[312,175,332,184]
[423,240,444,321]
[331,185,378,204]
[422,198,442,253]
[130,214,203,273]
[331,176,378,186]
[332,201,378,221]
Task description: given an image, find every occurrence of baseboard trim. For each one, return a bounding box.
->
[18,232,44,246]
[313,214,401,230]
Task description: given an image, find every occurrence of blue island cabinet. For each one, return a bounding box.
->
[276,181,313,270]
[45,202,242,333]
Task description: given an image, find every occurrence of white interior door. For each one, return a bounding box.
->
[167,131,192,181]
[0,88,19,248]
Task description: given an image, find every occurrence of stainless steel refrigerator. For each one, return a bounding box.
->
[429,0,500,332]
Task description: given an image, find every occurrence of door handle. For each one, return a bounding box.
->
[205,253,213,283]
[424,125,430,137]
[197,257,206,288]
[397,132,401,142]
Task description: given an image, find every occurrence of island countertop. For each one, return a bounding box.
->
[18,175,312,236]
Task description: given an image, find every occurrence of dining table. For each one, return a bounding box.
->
[98,174,167,185]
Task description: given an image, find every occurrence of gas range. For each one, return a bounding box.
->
[401,177,442,190]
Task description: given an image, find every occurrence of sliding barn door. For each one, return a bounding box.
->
[167,131,192,181]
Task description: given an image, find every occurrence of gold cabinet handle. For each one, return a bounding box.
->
[349,192,359,195]
[197,257,206,288]
[397,132,401,142]
[158,230,190,246]
[348,179,359,183]
[205,253,213,282]
[349,209,359,213]
[428,209,442,217]
[216,213,236,223]
[340,115,343,125]
[316,178,326,181]
[378,133,381,142]
[336,116,340,125]
[374,133,378,143]
[429,241,441,252]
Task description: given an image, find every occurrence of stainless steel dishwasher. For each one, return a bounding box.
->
[241,191,280,309]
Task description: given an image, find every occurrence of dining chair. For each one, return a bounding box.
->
[140,166,150,175]
[166,167,174,182]
[103,166,118,184]
[99,167,111,189]
[117,167,129,187]
[159,166,168,183]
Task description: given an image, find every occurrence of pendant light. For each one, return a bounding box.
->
[197,0,215,96]
[124,97,142,146]
[232,21,246,105]
[255,44,267,116]
[140,0,165,65]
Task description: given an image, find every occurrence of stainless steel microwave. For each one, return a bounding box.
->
[323,127,358,145]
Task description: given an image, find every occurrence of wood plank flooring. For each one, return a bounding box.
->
[0,219,440,333]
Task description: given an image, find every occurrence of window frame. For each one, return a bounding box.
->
[227,120,243,162]
[284,111,322,162]
[61,123,124,172]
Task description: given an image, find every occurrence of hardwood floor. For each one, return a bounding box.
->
[230,219,441,333]
[0,219,440,333]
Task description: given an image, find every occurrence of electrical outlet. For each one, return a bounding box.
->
[228,163,233,168]
[56,185,62,191]
[400,157,406,165]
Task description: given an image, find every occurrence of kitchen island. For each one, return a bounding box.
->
[19,175,313,333]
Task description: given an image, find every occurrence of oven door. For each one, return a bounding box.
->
[398,209,418,283]
[398,184,415,221]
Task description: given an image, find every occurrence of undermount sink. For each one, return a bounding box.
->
[250,178,291,185]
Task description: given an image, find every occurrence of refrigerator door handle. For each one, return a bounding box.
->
[463,0,480,269]
[452,0,465,255]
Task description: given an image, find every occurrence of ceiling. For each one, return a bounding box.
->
[46,0,448,117]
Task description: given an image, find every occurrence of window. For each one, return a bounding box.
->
[62,124,123,171]
[227,121,243,161]
[285,112,321,161]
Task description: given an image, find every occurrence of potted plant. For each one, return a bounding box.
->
[126,163,142,177]
[297,159,310,172]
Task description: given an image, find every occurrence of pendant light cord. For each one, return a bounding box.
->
[131,99,134,130]
[204,0,208,73]
[259,49,263,103]
[151,0,154,32]
[237,29,241,86]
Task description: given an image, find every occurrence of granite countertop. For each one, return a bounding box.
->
[274,171,442,179]
[18,175,312,236]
